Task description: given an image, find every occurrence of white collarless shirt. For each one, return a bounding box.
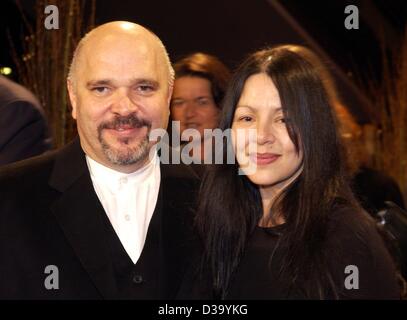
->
[86,151,161,264]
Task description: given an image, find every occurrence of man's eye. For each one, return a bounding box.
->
[137,85,154,93]
[92,87,109,95]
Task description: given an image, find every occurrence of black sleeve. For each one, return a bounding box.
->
[0,101,51,165]
[327,209,402,299]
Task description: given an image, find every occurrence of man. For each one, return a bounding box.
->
[0,21,199,299]
[0,74,51,165]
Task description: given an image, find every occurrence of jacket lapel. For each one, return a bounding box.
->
[48,138,117,299]
[47,140,198,299]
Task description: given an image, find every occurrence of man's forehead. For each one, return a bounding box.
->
[71,25,171,87]
[83,31,156,60]
[79,45,165,80]
[86,45,156,67]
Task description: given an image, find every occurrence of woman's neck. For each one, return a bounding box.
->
[258,166,303,227]
[259,189,284,227]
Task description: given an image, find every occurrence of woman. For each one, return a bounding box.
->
[170,53,230,168]
[277,45,405,215]
[188,46,403,299]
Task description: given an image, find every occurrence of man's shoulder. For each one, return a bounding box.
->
[158,145,201,183]
[161,161,200,181]
[160,162,201,211]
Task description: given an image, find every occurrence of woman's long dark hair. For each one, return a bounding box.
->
[195,46,359,299]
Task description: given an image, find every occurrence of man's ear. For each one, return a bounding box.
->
[167,83,174,107]
[67,80,77,119]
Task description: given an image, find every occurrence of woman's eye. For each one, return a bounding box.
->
[276,118,286,123]
[239,116,253,122]
[171,100,184,107]
[197,98,210,105]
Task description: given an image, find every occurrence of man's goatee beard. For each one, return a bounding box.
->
[101,135,150,166]
[97,114,152,166]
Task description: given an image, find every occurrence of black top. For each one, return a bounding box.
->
[225,225,292,299]
[179,208,402,300]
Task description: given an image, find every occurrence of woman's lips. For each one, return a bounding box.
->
[251,153,281,165]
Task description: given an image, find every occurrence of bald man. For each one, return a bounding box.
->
[0,21,199,299]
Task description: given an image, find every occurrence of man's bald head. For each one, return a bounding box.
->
[67,21,174,90]
[66,21,175,173]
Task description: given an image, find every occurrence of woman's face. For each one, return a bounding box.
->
[232,73,303,195]
[171,76,220,139]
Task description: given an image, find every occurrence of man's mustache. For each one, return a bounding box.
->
[99,115,152,131]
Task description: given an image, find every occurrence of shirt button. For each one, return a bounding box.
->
[132,274,143,284]
[120,177,128,184]
[125,214,131,221]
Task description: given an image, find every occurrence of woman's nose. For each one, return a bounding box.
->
[184,102,197,119]
[256,122,276,145]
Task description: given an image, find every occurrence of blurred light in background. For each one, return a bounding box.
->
[0,67,12,75]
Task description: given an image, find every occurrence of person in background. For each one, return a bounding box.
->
[336,107,405,215]
[180,45,403,299]
[170,53,230,174]
[0,74,52,165]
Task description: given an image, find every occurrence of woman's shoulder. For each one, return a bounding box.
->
[327,204,376,240]
[326,204,392,265]
[325,204,402,299]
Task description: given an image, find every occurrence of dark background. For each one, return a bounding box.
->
[1,0,407,122]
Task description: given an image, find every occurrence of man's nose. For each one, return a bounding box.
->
[111,89,138,115]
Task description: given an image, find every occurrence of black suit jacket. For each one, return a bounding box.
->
[0,138,199,299]
[0,75,51,165]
